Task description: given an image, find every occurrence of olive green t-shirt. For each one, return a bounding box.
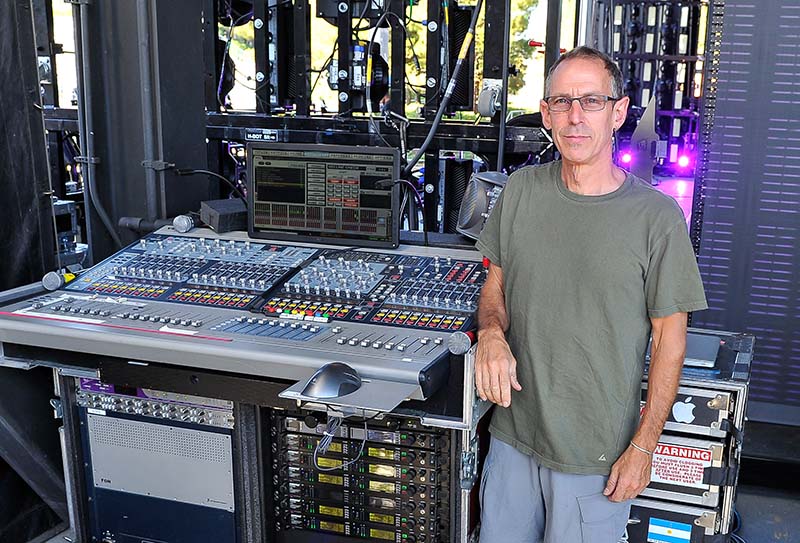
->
[475,161,707,475]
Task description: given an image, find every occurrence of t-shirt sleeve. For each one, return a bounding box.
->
[474,184,507,267]
[645,221,708,318]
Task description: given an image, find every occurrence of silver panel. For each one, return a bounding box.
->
[87,413,234,511]
[0,295,452,400]
[280,378,419,415]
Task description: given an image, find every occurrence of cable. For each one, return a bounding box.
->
[728,506,747,543]
[175,169,248,209]
[313,415,367,472]
[351,0,374,36]
[405,23,423,73]
[440,0,450,97]
[310,43,339,99]
[364,8,399,148]
[399,188,410,228]
[73,0,123,249]
[374,177,426,245]
[404,188,427,246]
[217,10,254,109]
[234,74,257,91]
[403,0,484,176]
[395,179,427,246]
[405,74,427,96]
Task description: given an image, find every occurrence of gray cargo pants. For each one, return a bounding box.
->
[479,437,632,543]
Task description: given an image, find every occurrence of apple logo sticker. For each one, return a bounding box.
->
[672,397,697,424]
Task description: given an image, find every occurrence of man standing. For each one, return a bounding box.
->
[475,46,707,543]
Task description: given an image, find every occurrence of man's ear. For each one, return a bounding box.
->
[541,100,552,130]
[613,96,630,129]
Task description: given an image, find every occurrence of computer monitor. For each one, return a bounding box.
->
[247,143,401,248]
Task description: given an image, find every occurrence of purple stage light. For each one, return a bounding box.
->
[677,155,690,168]
[621,152,632,164]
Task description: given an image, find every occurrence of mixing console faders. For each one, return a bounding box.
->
[284,255,386,299]
[64,234,318,310]
[259,251,486,333]
[55,232,487,334]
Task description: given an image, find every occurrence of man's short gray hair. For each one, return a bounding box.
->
[544,46,624,99]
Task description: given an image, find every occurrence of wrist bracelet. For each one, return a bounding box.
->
[630,440,653,456]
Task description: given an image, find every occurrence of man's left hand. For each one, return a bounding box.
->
[603,445,652,502]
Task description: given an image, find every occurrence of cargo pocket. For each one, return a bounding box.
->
[577,493,631,543]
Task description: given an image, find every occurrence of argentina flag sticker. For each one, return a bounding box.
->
[647,517,692,543]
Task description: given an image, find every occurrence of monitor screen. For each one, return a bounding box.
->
[248,143,400,248]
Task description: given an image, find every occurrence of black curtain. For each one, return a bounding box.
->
[0,0,56,291]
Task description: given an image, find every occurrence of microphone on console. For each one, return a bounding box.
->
[173,214,202,233]
[42,270,82,291]
[448,329,477,355]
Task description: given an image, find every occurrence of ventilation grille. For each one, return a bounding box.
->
[89,414,229,464]
[87,414,235,510]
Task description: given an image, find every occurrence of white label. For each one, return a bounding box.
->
[651,444,712,489]
[87,408,106,416]
[158,325,199,336]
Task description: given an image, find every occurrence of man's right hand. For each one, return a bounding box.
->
[475,328,522,407]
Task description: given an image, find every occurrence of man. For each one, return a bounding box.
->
[475,46,707,543]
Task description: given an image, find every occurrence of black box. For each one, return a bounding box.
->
[200,198,247,233]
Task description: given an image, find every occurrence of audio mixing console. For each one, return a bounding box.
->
[0,228,486,412]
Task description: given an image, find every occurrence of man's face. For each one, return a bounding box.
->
[541,57,629,167]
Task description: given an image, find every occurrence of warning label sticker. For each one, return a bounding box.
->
[651,444,712,489]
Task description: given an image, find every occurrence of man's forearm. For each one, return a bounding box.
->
[477,264,509,338]
[634,314,688,451]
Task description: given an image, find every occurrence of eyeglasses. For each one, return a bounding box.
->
[544,94,621,112]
